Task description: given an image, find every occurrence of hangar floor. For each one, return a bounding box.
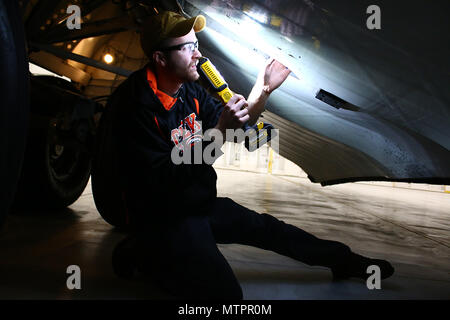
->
[1,168,449,300]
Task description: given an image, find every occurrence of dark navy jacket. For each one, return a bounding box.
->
[106,66,223,225]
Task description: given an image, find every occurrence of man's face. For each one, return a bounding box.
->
[164,29,201,83]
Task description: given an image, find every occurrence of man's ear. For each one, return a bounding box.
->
[153,51,167,67]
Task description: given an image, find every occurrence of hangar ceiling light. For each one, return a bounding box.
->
[103,53,114,64]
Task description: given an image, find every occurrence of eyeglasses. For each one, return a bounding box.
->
[160,41,199,53]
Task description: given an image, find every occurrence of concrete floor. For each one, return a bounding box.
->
[1,168,449,300]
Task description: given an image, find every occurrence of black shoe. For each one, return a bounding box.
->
[112,235,143,279]
[331,253,394,280]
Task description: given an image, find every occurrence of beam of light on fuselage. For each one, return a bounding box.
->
[204,26,266,74]
[193,1,368,116]
[204,26,321,117]
[205,11,266,53]
[201,7,340,114]
[204,11,303,82]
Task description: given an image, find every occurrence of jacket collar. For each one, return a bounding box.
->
[146,67,178,111]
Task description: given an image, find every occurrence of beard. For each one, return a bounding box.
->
[181,63,200,82]
[167,58,200,83]
[187,70,200,82]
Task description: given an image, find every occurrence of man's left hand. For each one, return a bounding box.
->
[262,58,292,94]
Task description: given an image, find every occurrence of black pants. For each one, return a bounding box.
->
[130,197,352,299]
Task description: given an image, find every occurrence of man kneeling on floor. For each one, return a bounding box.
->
[107,11,394,299]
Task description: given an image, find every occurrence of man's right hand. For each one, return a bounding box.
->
[215,94,249,135]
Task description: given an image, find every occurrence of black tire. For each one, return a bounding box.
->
[0,0,29,226]
[12,111,92,211]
